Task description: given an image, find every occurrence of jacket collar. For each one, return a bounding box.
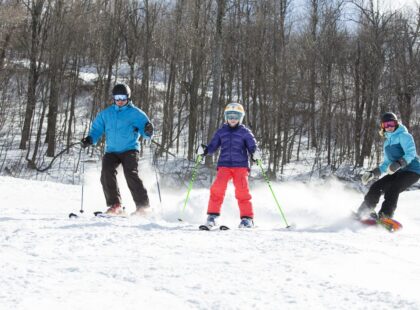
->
[223,123,242,130]
[384,123,407,139]
[113,101,132,111]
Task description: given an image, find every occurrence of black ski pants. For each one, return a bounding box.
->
[100,150,149,207]
[364,170,419,217]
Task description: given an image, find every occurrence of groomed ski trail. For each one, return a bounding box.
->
[1,176,420,310]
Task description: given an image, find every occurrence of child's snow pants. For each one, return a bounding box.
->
[207,167,253,218]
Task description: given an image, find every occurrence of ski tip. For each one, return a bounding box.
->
[177,218,183,222]
[219,225,230,230]
[379,218,403,232]
[199,225,210,231]
[68,213,78,219]
[93,211,129,218]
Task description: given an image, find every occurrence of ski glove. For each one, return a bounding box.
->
[361,167,380,185]
[251,149,262,162]
[196,144,208,156]
[144,122,153,138]
[81,136,93,148]
[387,158,407,175]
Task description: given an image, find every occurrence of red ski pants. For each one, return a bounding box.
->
[207,167,253,218]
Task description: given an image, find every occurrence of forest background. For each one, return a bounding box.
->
[0,0,419,185]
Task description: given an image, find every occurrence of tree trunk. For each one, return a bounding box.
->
[206,0,225,166]
[20,0,47,150]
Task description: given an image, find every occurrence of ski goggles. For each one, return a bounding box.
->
[113,94,128,101]
[225,111,242,121]
[381,120,397,129]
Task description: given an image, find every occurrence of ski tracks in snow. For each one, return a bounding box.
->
[1,176,420,309]
[2,214,420,309]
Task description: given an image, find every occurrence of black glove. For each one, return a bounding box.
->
[387,158,407,175]
[144,122,153,137]
[196,144,208,156]
[80,136,93,148]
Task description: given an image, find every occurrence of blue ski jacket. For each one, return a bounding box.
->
[207,123,257,169]
[379,124,420,175]
[89,102,151,153]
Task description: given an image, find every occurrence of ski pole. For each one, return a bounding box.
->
[257,159,290,228]
[178,155,202,221]
[80,155,85,214]
[152,146,162,203]
[69,147,86,219]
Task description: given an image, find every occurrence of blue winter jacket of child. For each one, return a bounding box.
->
[207,123,257,168]
[89,102,151,153]
[379,124,420,175]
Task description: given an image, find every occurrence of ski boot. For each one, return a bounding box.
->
[199,214,219,230]
[131,205,151,217]
[367,211,379,220]
[238,217,254,228]
[376,211,402,231]
[206,214,219,227]
[106,203,124,215]
[356,201,376,219]
[378,211,392,219]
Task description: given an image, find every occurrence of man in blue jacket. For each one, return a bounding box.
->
[81,83,153,216]
[358,112,420,219]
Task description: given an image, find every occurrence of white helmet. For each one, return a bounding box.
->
[224,103,245,124]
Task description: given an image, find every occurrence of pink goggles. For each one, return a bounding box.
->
[381,120,397,129]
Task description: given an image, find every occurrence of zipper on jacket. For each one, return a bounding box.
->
[229,128,232,164]
[114,108,120,147]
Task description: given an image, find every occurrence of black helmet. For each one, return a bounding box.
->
[112,83,131,99]
[381,112,398,123]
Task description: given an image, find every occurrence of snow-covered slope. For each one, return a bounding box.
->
[1,167,420,310]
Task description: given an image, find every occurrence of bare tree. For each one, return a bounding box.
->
[19,0,50,150]
[387,12,420,129]
[206,0,225,166]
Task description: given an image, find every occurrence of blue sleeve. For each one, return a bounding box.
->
[207,131,221,155]
[400,133,417,164]
[89,112,105,144]
[244,128,257,154]
[379,149,390,174]
[133,109,151,139]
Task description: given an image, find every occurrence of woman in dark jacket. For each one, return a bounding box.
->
[197,103,261,228]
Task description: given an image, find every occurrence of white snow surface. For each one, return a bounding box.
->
[1,164,420,310]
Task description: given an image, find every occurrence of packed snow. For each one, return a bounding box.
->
[1,161,420,310]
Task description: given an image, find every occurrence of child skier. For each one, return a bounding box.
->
[196,103,261,228]
[357,112,420,220]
